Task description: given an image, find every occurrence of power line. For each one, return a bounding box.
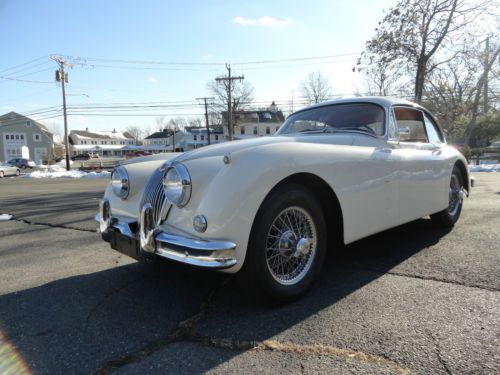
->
[1,60,53,78]
[0,75,53,84]
[0,55,49,75]
[62,52,360,67]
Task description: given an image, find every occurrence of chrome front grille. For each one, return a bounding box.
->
[140,168,167,224]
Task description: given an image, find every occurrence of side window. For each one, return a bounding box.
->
[394,107,427,142]
[423,113,443,144]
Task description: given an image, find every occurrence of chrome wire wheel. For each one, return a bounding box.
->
[448,174,462,216]
[265,206,317,286]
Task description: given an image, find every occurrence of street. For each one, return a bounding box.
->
[0,174,498,374]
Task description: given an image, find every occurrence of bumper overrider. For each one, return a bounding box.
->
[96,198,237,269]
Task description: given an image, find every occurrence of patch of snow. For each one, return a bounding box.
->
[0,214,13,221]
[469,164,500,172]
[24,166,110,179]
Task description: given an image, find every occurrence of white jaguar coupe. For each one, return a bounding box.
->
[97,97,472,302]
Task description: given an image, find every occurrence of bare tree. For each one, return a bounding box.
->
[167,117,188,131]
[300,71,332,104]
[208,78,253,137]
[187,117,203,128]
[125,125,144,144]
[362,0,491,103]
[356,54,406,97]
[155,116,167,132]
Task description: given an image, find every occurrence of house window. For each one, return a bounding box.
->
[266,126,270,134]
[194,135,197,141]
[26,121,32,127]
[201,135,205,141]
[20,135,24,140]
[15,135,19,140]
[275,126,280,132]
[240,127,245,135]
[215,135,219,141]
[5,135,9,140]
[253,126,258,135]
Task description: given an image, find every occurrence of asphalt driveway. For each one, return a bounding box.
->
[0,174,498,374]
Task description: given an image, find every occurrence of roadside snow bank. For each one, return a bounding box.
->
[25,166,110,179]
[0,214,14,221]
[469,164,500,172]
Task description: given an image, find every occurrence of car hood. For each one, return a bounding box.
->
[174,136,293,163]
[174,134,359,163]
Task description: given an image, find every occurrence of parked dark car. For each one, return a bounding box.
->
[125,151,153,159]
[71,153,98,161]
[8,158,36,169]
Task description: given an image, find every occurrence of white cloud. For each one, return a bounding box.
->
[233,16,293,26]
[148,76,157,82]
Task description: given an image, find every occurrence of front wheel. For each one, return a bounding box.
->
[239,184,327,304]
[431,166,464,227]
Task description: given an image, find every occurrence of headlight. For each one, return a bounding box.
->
[163,163,191,207]
[111,166,130,199]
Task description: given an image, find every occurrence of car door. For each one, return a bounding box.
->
[391,106,451,224]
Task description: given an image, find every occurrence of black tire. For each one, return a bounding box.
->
[21,165,26,169]
[431,165,464,227]
[239,184,327,304]
[15,169,20,176]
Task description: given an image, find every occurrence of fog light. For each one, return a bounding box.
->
[193,215,207,233]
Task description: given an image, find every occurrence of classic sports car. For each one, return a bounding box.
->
[97,97,472,302]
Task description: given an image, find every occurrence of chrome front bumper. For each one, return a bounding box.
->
[97,198,237,269]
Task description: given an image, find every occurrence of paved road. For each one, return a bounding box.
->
[0,174,498,374]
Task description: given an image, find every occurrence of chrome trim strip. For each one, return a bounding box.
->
[96,210,237,269]
[155,232,237,269]
[140,203,156,253]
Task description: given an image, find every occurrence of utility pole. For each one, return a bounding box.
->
[483,36,490,113]
[215,64,244,141]
[196,97,214,145]
[51,55,72,171]
[172,127,175,152]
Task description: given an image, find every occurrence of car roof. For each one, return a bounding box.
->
[292,96,423,114]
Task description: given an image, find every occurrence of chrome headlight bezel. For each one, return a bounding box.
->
[163,163,191,207]
[111,165,130,200]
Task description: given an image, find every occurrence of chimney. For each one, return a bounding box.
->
[86,127,89,132]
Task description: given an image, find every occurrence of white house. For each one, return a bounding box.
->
[223,102,285,140]
[183,127,225,151]
[142,129,185,153]
[0,112,57,164]
[69,129,137,157]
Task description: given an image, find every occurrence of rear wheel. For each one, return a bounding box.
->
[239,184,327,304]
[431,166,464,227]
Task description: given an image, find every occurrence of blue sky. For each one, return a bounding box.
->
[0,0,396,134]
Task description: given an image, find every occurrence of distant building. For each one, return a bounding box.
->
[0,111,57,164]
[183,126,225,150]
[143,129,185,152]
[223,102,285,140]
[69,128,137,157]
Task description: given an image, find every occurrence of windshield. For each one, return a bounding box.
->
[277,103,385,137]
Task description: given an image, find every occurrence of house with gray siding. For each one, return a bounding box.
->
[0,112,56,164]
